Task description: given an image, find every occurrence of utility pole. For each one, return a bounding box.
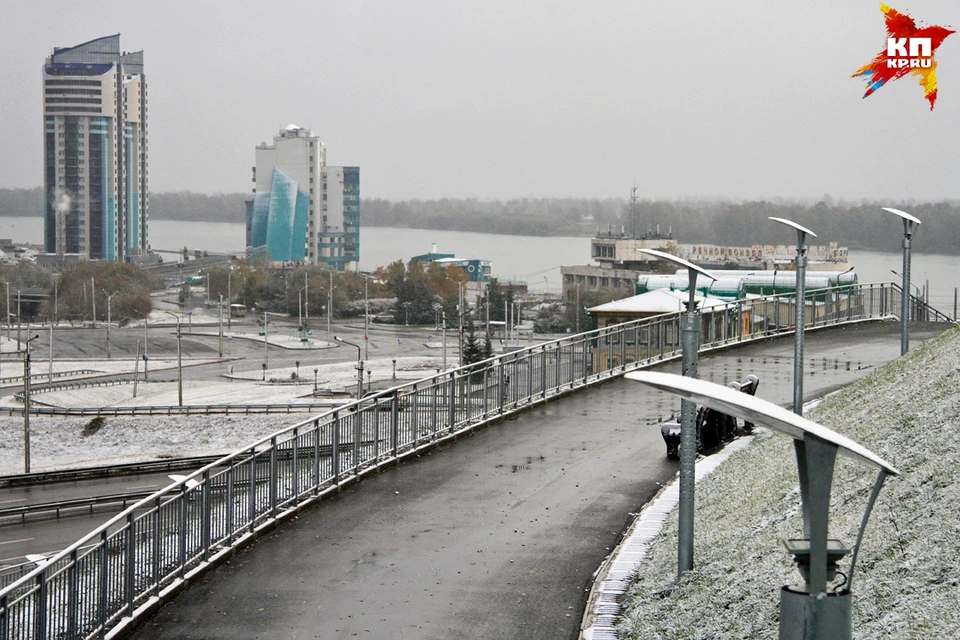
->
[218,294,224,358]
[327,271,333,338]
[575,283,581,333]
[143,318,149,380]
[23,334,39,473]
[91,277,96,328]
[163,312,183,406]
[133,341,141,397]
[103,290,118,359]
[48,323,53,383]
[227,271,232,329]
[304,272,309,322]
[458,282,464,367]
[364,277,369,361]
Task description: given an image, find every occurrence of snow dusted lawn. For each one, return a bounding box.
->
[0,355,448,475]
[618,325,960,639]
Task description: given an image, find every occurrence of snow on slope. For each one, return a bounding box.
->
[619,325,960,639]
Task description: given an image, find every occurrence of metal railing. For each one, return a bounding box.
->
[0,283,948,639]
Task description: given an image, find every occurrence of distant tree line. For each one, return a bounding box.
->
[3,187,959,254]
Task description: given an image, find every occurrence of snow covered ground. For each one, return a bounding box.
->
[617,325,960,639]
[0,355,448,475]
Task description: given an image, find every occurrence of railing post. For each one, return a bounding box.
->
[201,469,212,561]
[153,496,162,594]
[332,412,341,483]
[292,427,300,504]
[179,484,187,580]
[226,461,235,544]
[313,419,322,492]
[527,349,533,400]
[448,371,456,430]
[541,347,547,399]
[98,529,108,638]
[658,317,664,359]
[499,361,507,410]
[269,437,278,517]
[483,364,490,417]
[248,452,256,533]
[353,407,361,469]
[66,549,78,638]
[33,568,47,640]
[126,511,137,612]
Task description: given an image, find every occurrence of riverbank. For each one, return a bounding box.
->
[616,325,960,638]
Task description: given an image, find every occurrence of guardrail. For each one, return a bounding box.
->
[0,282,949,639]
[0,456,227,489]
[0,402,345,417]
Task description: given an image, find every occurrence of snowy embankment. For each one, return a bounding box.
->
[0,355,446,475]
[618,325,960,639]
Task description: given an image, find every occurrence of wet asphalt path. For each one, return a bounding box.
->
[128,321,947,640]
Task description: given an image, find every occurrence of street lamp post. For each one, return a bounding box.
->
[143,318,149,380]
[22,334,39,473]
[218,294,224,358]
[103,290,118,359]
[882,207,921,355]
[263,309,269,369]
[627,371,899,640]
[313,367,318,392]
[327,271,333,338]
[769,217,817,416]
[90,277,96,329]
[364,276,370,361]
[163,312,183,407]
[334,336,363,399]
[304,272,309,322]
[639,248,717,577]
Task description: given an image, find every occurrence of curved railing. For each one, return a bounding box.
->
[0,282,949,639]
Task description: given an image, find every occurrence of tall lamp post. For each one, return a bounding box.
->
[334,336,363,399]
[627,371,899,640]
[22,334,39,473]
[163,311,183,407]
[102,290,118,359]
[638,248,717,577]
[882,207,921,355]
[769,217,817,416]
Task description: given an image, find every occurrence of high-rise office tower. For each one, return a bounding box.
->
[43,34,148,261]
[247,124,359,270]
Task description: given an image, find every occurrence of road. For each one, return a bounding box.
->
[118,321,945,640]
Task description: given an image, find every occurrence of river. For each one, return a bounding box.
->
[2,217,958,314]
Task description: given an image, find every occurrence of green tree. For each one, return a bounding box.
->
[461,316,483,365]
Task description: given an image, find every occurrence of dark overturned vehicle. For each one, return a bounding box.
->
[660,375,759,459]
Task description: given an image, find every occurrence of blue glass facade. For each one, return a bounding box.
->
[249,168,308,263]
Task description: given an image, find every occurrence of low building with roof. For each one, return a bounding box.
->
[411,244,491,283]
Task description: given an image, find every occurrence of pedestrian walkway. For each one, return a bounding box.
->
[128,322,946,640]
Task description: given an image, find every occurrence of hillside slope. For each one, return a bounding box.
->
[620,325,960,639]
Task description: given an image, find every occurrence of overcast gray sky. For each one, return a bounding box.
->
[1,1,957,201]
